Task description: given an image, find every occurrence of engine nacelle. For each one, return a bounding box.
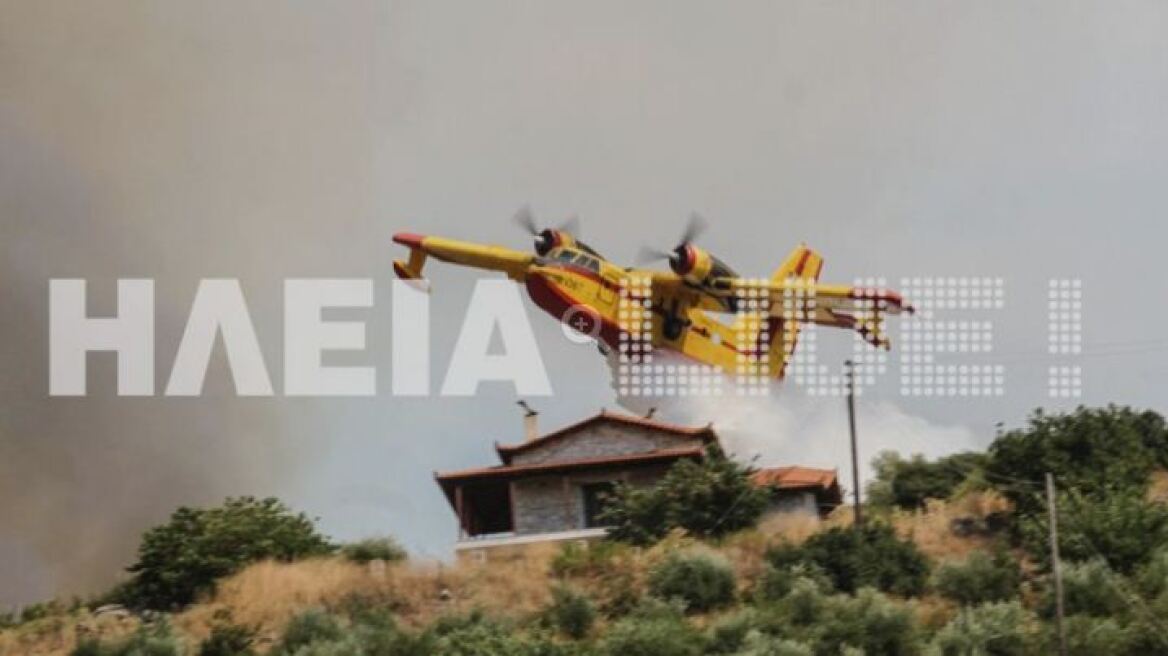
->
[670,244,737,285]
[533,229,577,256]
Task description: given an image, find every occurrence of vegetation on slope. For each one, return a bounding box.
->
[4,405,1168,655]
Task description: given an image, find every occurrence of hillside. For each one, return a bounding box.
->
[5,406,1168,655]
[0,492,1020,655]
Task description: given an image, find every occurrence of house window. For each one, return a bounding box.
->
[581,481,616,528]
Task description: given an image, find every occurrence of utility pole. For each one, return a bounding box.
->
[845,360,862,528]
[1046,472,1068,656]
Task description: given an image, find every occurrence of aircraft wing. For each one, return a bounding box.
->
[393,233,535,283]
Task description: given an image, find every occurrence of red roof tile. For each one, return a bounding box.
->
[751,466,838,491]
[436,446,706,483]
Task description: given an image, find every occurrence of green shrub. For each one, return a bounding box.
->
[779,576,831,627]
[545,586,596,639]
[647,552,736,613]
[867,451,988,510]
[1022,488,1168,575]
[812,588,922,656]
[1134,545,1168,598]
[120,497,335,610]
[551,540,627,578]
[424,613,567,656]
[987,406,1168,518]
[706,609,758,653]
[198,621,257,656]
[274,609,344,654]
[932,550,1021,605]
[732,632,814,656]
[601,447,769,545]
[928,601,1033,656]
[340,537,406,564]
[1040,559,1130,619]
[766,524,930,596]
[753,563,832,604]
[1050,615,1132,656]
[599,600,704,656]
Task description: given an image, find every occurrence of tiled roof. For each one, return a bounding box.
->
[751,466,838,491]
[494,410,716,463]
[436,446,706,483]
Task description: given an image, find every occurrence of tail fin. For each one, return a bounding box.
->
[764,244,824,377]
[771,243,824,282]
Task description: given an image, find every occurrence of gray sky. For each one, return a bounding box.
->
[3,1,1168,606]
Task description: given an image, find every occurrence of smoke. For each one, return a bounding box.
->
[613,352,978,493]
[0,3,381,606]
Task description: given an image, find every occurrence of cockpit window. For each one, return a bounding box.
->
[555,249,577,262]
[574,253,601,272]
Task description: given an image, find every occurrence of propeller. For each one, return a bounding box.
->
[513,205,539,236]
[513,205,582,255]
[635,212,708,267]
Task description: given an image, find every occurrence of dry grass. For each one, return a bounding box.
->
[0,611,142,656]
[177,545,561,645]
[1,499,1001,655]
[890,490,1011,561]
[1148,470,1168,503]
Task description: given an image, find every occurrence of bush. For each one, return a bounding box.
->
[424,613,567,656]
[551,540,628,578]
[766,524,930,596]
[601,447,769,545]
[199,621,257,656]
[812,588,922,656]
[340,537,407,564]
[932,550,1021,605]
[1050,615,1132,656]
[1040,559,1129,619]
[733,633,814,656]
[274,609,344,654]
[867,451,988,510]
[599,600,704,656]
[707,609,758,653]
[928,601,1033,656]
[647,552,736,613]
[120,497,335,610]
[754,563,833,604]
[1135,545,1168,598]
[545,586,596,639]
[1021,488,1168,574]
[986,406,1168,518]
[72,621,183,656]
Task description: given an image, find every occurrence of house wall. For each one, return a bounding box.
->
[509,423,706,466]
[767,490,820,516]
[511,464,669,534]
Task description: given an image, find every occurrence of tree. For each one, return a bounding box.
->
[1020,488,1168,574]
[987,406,1168,517]
[766,524,930,597]
[867,450,988,510]
[600,447,769,545]
[120,496,335,610]
[932,549,1022,606]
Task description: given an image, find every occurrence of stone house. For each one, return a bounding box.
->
[434,410,840,561]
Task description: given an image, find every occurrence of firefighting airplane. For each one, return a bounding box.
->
[392,209,912,379]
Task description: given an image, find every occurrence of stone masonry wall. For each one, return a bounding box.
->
[509,423,705,466]
[511,464,670,534]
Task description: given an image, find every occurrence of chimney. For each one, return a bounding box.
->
[517,400,539,441]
